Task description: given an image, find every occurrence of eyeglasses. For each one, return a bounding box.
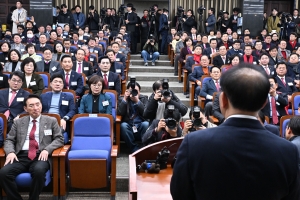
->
[52,80,63,84]
[10,79,22,83]
[91,84,102,87]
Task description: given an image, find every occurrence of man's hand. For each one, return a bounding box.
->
[4,153,18,166]
[146,39,150,44]
[288,95,292,102]
[125,19,129,24]
[157,119,166,132]
[154,90,162,100]
[270,87,276,97]
[183,18,186,22]
[161,96,171,103]
[76,26,79,29]
[15,20,19,24]
[60,119,67,130]
[38,150,49,161]
[150,42,155,46]
[205,23,208,26]
[197,81,201,86]
[182,120,193,136]
[30,16,35,23]
[295,80,300,87]
[123,89,130,101]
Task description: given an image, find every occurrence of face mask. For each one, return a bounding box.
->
[5,35,11,39]
[27,34,34,39]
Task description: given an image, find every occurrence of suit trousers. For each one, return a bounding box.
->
[160,30,168,54]
[0,151,50,200]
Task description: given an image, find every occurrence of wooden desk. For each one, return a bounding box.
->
[129,138,183,200]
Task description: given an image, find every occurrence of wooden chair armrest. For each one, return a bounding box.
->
[111,145,118,157]
[200,97,205,101]
[116,115,122,122]
[0,148,5,158]
[52,146,64,157]
[209,116,219,123]
[58,145,71,157]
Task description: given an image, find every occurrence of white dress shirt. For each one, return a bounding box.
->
[22,115,41,150]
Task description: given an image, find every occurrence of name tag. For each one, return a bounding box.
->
[52,66,57,71]
[21,49,25,52]
[63,36,66,38]
[21,36,25,39]
[229,46,232,49]
[118,51,122,53]
[62,100,69,105]
[95,50,98,54]
[17,97,24,102]
[116,69,121,73]
[30,81,36,86]
[71,53,74,56]
[44,129,52,136]
[116,58,120,61]
[0,76,3,81]
[102,100,109,106]
[78,45,81,48]
[71,81,77,86]
[271,71,274,75]
[84,67,89,71]
[253,61,257,65]
[288,82,293,86]
[84,40,87,42]
[90,58,94,61]
[89,114,97,117]
[109,82,114,86]
[5,57,8,60]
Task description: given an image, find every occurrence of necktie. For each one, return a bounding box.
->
[77,62,82,73]
[28,119,38,160]
[264,66,270,75]
[271,97,278,124]
[65,73,70,89]
[281,77,286,86]
[103,74,108,89]
[45,61,49,64]
[203,44,206,49]
[66,49,69,53]
[222,56,226,64]
[4,91,17,119]
[215,80,220,91]
[74,41,77,44]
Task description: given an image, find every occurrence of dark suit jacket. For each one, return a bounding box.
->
[111,62,125,80]
[200,43,210,50]
[264,124,280,136]
[262,42,275,51]
[212,92,225,123]
[41,92,76,119]
[125,12,138,32]
[59,70,84,96]
[183,17,196,33]
[189,66,205,83]
[203,47,218,59]
[0,88,30,119]
[226,48,243,57]
[259,65,276,77]
[36,60,61,75]
[287,42,300,52]
[252,49,265,58]
[71,40,84,45]
[261,93,288,118]
[72,61,94,79]
[116,53,126,70]
[213,55,230,68]
[241,55,259,64]
[275,76,297,95]
[35,44,53,52]
[171,117,300,200]
[200,79,218,97]
[95,71,121,96]
[268,56,278,66]
[0,73,9,89]
[21,73,44,96]
[217,41,233,49]
[179,47,192,63]
[159,13,168,32]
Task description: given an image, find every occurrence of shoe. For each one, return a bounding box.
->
[186,94,190,98]
[144,62,148,66]
[152,62,155,66]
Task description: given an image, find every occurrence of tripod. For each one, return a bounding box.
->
[148,13,157,39]
[197,14,205,34]
[118,14,125,30]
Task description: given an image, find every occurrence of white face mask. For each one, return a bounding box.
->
[27,34,34,39]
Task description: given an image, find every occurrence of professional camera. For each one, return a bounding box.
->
[100,7,106,18]
[165,105,177,130]
[197,5,206,15]
[149,39,154,43]
[176,6,184,17]
[161,79,171,98]
[281,12,292,23]
[118,4,127,16]
[130,76,138,97]
[188,106,203,132]
[218,10,224,18]
[149,6,155,15]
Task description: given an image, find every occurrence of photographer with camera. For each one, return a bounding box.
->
[104,8,116,32]
[117,78,149,153]
[87,6,99,34]
[220,11,230,33]
[142,105,182,146]
[182,9,196,34]
[205,8,216,33]
[144,79,188,124]
[182,106,217,137]
[141,36,159,66]
[159,8,170,55]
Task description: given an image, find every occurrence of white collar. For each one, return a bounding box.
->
[226,114,257,121]
[9,88,19,93]
[102,71,109,77]
[30,115,41,123]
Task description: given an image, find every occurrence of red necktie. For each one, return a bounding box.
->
[77,62,82,73]
[65,73,70,89]
[215,80,220,91]
[271,97,278,124]
[222,56,226,64]
[281,51,287,59]
[4,91,16,119]
[66,49,69,53]
[104,73,108,89]
[264,66,270,75]
[28,119,38,160]
[281,77,286,86]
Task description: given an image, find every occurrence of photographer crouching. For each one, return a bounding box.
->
[182,106,217,137]
[142,105,182,145]
[141,36,160,66]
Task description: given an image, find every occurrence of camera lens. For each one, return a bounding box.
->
[166,119,177,129]
[131,89,138,97]
[162,90,170,98]
[193,119,203,127]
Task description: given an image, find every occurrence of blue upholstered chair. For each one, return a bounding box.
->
[58,114,118,199]
[291,92,300,116]
[36,72,50,89]
[279,115,292,138]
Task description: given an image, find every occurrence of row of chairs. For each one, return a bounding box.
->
[0,113,118,199]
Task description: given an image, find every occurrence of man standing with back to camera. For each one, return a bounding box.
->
[171,63,300,199]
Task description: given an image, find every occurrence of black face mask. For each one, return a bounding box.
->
[5,35,11,39]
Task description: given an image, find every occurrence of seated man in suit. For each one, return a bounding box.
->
[0,94,64,200]
[142,106,182,146]
[262,35,274,51]
[242,45,259,64]
[257,110,280,136]
[117,81,149,153]
[188,55,210,98]
[58,55,84,97]
[287,32,300,52]
[200,66,221,117]
[10,34,26,55]
[286,53,300,80]
[41,73,76,133]
[73,49,94,81]
[36,48,61,75]
[213,45,229,68]
[87,37,103,58]
[111,42,126,70]
[71,32,84,46]
[277,40,291,60]
[252,40,265,58]
[261,76,288,125]
[0,71,30,131]
[105,49,125,80]
[203,38,218,60]
[94,56,121,96]
[268,46,279,66]
[259,53,276,76]
[275,61,297,103]
[240,34,254,49]
[35,34,53,52]
[63,38,76,55]
[171,64,300,199]
[226,40,243,57]
[217,33,232,49]
[285,116,300,159]
[80,45,98,69]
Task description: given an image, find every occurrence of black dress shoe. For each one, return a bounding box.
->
[186,94,190,98]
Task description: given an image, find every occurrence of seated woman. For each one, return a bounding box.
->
[0,63,9,89]
[0,42,11,65]
[4,49,22,72]
[21,43,42,63]
[21,57,44,96]
[52,42,67,61]
[179,36,194,65]
[79,75,112,115]
[193,34,202,46]
[23,29,38,44]
[223,54,241,72]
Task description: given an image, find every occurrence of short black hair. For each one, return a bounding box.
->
[23,94,41,107]
[210,66,221,73]
[50,73,64,82]
[126,81,141,91]
[164,107,181,122]
[21,57,37,73]
[98,56,111,64]
[259,52,269,59]
[220,63,269,112]
[290,32,298,37]
[8,49,21,62]
[25,43,36,52]
[61,54,72,62]
[105,49,115,55]
[43,48,52,53]
[210,38,217,43]
[288,116,300,136]
[152,80,162,91]
[88,75,105,94]
[0,42,11,50]
[269,46,278,52]
[268,75,277,84]
[10,71,24,82]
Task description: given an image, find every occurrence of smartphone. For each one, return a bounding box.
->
[26,17,31,21]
